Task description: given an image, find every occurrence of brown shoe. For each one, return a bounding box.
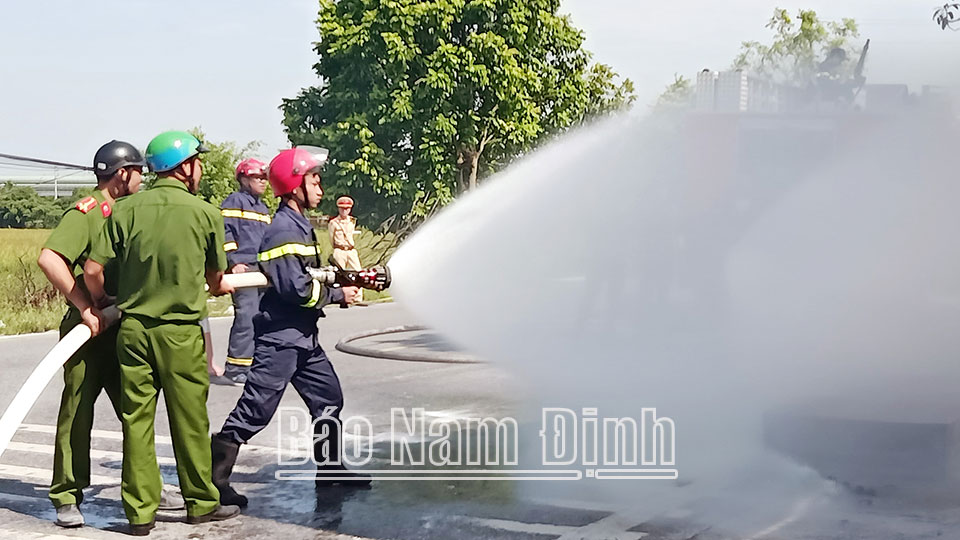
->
[185,504,240,524]
[128,520,155,536]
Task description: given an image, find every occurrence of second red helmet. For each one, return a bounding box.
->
[235,158,267,179]
[267,147,330,196]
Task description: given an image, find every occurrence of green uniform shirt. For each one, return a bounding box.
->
[43,191,119,326]
[89,177,227,322]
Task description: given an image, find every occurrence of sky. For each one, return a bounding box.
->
[1,0,958,169]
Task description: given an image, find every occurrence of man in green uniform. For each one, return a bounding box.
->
[37,140,184,528]
[84,131,240,535]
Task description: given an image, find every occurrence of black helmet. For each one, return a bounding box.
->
[93,140,147,177]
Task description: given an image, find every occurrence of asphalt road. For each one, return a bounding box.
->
[0,302,959,539]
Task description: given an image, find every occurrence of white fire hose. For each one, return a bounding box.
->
[0,272,268,460]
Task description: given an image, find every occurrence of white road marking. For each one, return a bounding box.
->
[0,463,115,486]
[16,423,294,457]
[555,512,649,540]
[0,528,79,540]
[456,516,578,536]
[460,515,649,540]
[17,423,166,444]
[743,495,816,540]
[2,441,261,475]
[544,491,701,540]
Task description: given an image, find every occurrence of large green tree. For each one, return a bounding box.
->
[282,0,634,225]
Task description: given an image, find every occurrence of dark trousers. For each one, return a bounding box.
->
[225,288,260,369]
[220,340,343,447]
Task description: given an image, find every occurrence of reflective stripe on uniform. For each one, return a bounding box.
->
[257,243,319,262]
[223,241,239,252]
[221,209,272,224]
[302,279,322,308]
[225,356,253,367]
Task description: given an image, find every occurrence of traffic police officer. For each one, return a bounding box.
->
[37,141,184,528]
[219,158,271,384]
[210,147,369,509]
[328,196,362,304]
[84,131,240,535]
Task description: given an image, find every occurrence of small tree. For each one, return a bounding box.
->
[934,4,960,30]
[654,74,693,111]
[733,9,860,86]
[656,9,864,110]
[188,128,272,210]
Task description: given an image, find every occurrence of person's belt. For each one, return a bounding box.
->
[334,245,356,250]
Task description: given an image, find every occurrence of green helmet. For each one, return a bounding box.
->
[145,131,209,173]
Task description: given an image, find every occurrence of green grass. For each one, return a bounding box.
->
[0,227,395,334]
[0,229,64,334]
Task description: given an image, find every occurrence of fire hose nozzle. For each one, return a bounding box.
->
[308,265,392,291]
[344,265,392,291]
[307,267,338,285]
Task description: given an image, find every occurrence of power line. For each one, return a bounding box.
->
[0,152,91,171]
[32,169,91,185]
[0,164,73,174]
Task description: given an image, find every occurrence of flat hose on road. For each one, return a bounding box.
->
[336,325,482,364]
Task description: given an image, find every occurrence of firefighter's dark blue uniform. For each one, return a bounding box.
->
[219,205,346,450]
[221,191,271,371]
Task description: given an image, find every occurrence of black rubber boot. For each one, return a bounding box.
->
[315,463,372,488]
[211,433,248,507]
[314,419,372,488]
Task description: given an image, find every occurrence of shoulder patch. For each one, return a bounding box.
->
[100,201,112,218]
[75,196,98,214]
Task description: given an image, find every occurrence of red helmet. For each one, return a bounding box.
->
[336,196,354,208]
[235,158,267,179]
[267,147,329,196]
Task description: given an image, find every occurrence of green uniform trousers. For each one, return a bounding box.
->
[49,317,122,508]
[117,315,219,524]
